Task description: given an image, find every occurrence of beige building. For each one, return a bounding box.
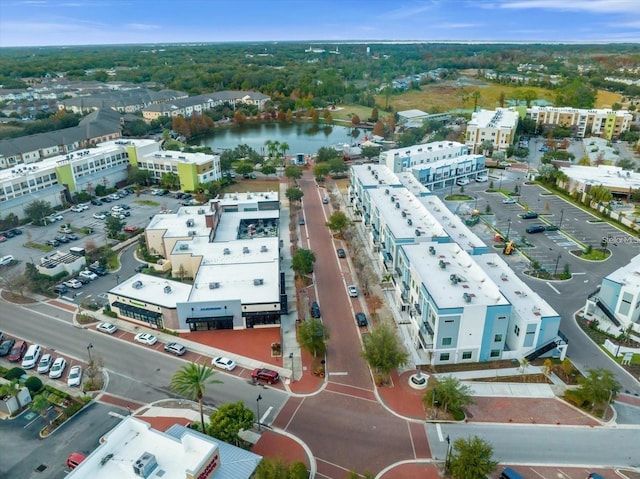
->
[465,108,519,154]
[527,106,633,140]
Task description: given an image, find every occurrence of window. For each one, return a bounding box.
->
[462,351,472,360]
[439,353,450,361]
[442,337,452,346]
[494,334,503,342]
[490,350,501,358]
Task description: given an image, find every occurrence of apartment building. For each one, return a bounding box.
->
[142,91,271,121]
[137,150,221,191]
[349,164,565,366]
[58,88,188,114]
[109,192,285,332]
[465,108,519,154]
[527,106,633,140]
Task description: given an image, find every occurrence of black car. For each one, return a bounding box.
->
[310,301,321,318]
[0,338,16,356]
[101,196,112,203]
[526,225,546,234]
[355,312,368,327]
[119,204,131,210]
[9,228,22,236]
[91,199,102,206]
[89,264,108,276]
[2,230,15,238]
[182,193,193,200]
[135,263,147,272]
[55,235,70,243]
[67,232,79,240]
[336,248,346,258]
[520,211,538,219]
[76,275,91,285]
[175,192,185,199]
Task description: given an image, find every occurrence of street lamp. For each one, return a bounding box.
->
[506,218,512,241]
[116,274,120,285]
[445,435,452,470]
[256,394,263,431]
[474,196,478,210]
[498,172,503,191]
[553,253,562,276]
[557,209,564,230]
[289,352,294,382]
[87,343,94,363]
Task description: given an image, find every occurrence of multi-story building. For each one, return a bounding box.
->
[583,254,640,334]
[349,163,566,366]
[136,150,221,191]
[58,88,188,114]
[142,91,271,121]
[557,164,640,196]
[527,106,633,140]
[108,192,285,332]
[465,108,519,154]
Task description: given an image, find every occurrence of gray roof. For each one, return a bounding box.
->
[144,90,270,113]
[60,88,187,110]
[165,424,262,478]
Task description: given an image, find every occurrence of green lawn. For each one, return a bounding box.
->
[329,104,390,122]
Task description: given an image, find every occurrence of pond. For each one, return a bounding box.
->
[192,122,362,156]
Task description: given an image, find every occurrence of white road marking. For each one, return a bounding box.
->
[436,423,444,442]
[329,372,349,376]
[546,282,560,294]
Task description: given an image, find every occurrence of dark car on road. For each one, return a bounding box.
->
[336,248,346,258]
[0,338,16,356]
[520,211,538,219]
[89,263,108,276]
[526,225,546,234]
[251,368,280,384]
[91,199,102,206]
[355,312,368,327]
[310,301,321,318]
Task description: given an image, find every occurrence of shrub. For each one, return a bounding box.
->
[25,376,43,393]
[103,310,118,318]
[564,389,586,408]
[5,367,26,381]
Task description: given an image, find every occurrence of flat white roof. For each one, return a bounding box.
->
[607,253,640,290]
[477,253,557,319]
[68,417,217,479]
[559,163,640,191]
[218,190,279,204]
[396,172,431,196]
[398,109,428,119]
[214,209,279,242]
[145,149,218,166]
[111,273,191,308]
[410,153,484,171]
[403,242,509,309]
[370,187,447,239]
[350,163,402,188]
[468,108,519,129]
[146,205,213,238]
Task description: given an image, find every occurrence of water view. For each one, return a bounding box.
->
[193,123,362,156]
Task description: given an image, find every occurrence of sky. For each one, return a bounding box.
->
[1,0,639,47]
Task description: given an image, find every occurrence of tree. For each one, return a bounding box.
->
[361,321,409,381]
[292,248,315,276]
[577,368,621,412]
[328,157,348,174]
[449,436,498,479]
[351,114,361,126]
[370,107,379,122]
[316,146,340,162]
[261,163,277,176]
[252,458,308,479]
[373,121,385,137]
[326,211,350,235]
[105,215,125,238]
[160,172,180,190]
[313,163,331,181]
[426,376,474,415]
[208,401,255,446]
[361,145,381,160]
[24,199,53,226]
[284,165,303,182]
[298,317,329,357]
[170,362,222,432]
[285,187,304,203]
[279,141,290,160]
[471,90,481,111]
[235,161,254,176]
[30,393,52,425]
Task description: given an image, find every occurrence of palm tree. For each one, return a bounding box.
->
[170,362,222,431]
[31,393,52,425]
[279,141,290,165]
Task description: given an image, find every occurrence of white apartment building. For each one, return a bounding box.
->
[465,108,519,154]
[527,106,633,140]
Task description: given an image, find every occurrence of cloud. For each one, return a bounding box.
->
[498,0,639,14]
[126,23,160,31]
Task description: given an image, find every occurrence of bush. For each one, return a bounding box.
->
[5,367,26,381]
[25,376,43,393]
[103,310,118,318]
[564,389,586,408]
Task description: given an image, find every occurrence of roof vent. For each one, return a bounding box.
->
[188,230,196,236]
[133,280,143,289]
[186,218,195,227]
[209,282,220,289]
[463,292,472,303]
[401,211,406,217]
[179,244,188,250]
[164,285,172,294]
[439,260,446,269]
[407,219,413,226]
[450,274,460,285]
[253,278,264,286]
[243,246,250,254]
[415,228,421,236]
[260,245,268,252]
[223,248,230,255]
[429,246,436,255]
[385,189,389,195]
[395,202,400,209]
[197,209,205,214]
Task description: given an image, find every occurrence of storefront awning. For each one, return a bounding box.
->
[185,315,234,324]
[112,301,162,319]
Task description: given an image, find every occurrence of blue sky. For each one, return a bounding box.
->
[1,0,639,47]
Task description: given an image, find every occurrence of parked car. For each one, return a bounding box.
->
[21,344,42,369]
[164,342,187,356]
[298,217,305,225]
[90,199,103,206]
[251,368,279,384]
[124,225,139,233]
[93,213,106,220]
[79,270,98,281]
[502,198,517,204]
[109,193,120,200]
[67,232,79,240]
[0,235,6,243]
[71,205,84,212]
[475,175,488,182]
[119,204,131,210]
[135,263,147,272]
[355,312,368,327]
[456,178,470,186]
[97,322,117,334]
[322,196,329,204]
[520,211,538,219]
[63,279,83,289]
[134,333,158,345]
[67,365,82,387]
[526,225,546,234]
[46,239,60,247]
[0,255,15,266]
[111,205,124,213]
[89,263,107,276]
[76,275,91,285]
[336,248,346,258]
[7,340,27,362]
[0,338,16,356]
[2,230,15,238]
[37,353,54,374]
[53,284,68,294]
[54,235,70,243]
[310,301,321,318]
[101,196,112,203]
[49,357,67,379]
[347,285,358,297]
[66,452,87,470]
[151,189,163,195]
[212,356,236,371]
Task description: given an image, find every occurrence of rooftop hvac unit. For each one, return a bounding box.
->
[407,219,413,226]
[209,282,220,289]
[463,292,472,303]
[385,189,389,195]
[178,156,186,159]
[186,218,194,227]
[188,230,196,236]
[395,202,400,209]
[179,244,188,250]
[163,285,172,294]
[243,246,250,254]
[450,274,459,285]
[429,246,436,255]
[133,280,143,289]
[253,278,264,285]
[401,211,406,217]
[415,228,421,236]
[133,452,157,478]
[390,196,395,202]
[197,209,205,214]
[367,165,372,170]
[439,260,446,269]
[223,248,231,255]
[260,245,268,252]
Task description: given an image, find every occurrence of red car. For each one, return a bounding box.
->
[66,452,87,470]
[251,368,280,384]
[124,225,139,233]
[7,340,27,362]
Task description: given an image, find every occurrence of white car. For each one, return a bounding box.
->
[134,333,158,346]
[93,213,106,220]
[37,353,53,374]
[456,178,470,186]
[96,322,117,334]
[49,357,67,379]
[63,279,83,289]
[212,357,236,371]
[475,175,488,182]
[502,198,517,204]
[80,203,90,210]
[151,189,163,195]
[67,365,82,387]
[111,205,123,213]
[70,205,84,212]
[21,344,42,369]
[0,255,15,266]
[79,270,98,281]
[347,285,358,297]
[108,193,120,200]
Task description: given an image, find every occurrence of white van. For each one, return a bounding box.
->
[22,344,42,369]
[69,247,86,256]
